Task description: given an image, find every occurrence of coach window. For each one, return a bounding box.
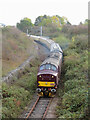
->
[52,65,57,71]
[45,64,51,70]
[40,65,45,70]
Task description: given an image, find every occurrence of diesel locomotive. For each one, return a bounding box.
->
[36,42,63,97]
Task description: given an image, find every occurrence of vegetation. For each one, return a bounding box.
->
[2,58,41,118]
[84,19,88,25]
[54,25,88,119]
[16,15,71,36]
[17,18,33,33]
[2,15,88,119]
[34,15,70,27]
[2,26,37,76]
[53,34,71,49]
[2,25,50,118]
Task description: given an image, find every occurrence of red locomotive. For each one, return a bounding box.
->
[36,43,63,97]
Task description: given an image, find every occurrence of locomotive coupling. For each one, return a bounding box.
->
[51,89,56,93]
[36,88,41,93]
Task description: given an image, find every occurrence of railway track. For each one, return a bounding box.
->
[25,96,53,120]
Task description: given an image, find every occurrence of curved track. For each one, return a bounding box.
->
[25,96,52,120]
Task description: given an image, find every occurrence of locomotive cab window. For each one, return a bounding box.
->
[40,64,57,71]
[45,64,51,70]
[51,65,57,71]
[40,65,45,70]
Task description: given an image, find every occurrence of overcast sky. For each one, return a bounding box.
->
[0,0,89,26]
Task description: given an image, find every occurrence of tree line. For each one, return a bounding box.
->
[16,15,88,34]
[16,15,71,33]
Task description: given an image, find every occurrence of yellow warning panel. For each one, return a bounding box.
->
[38,81,55,87]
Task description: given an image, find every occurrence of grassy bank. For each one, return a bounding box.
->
[2,26,37,76]
[2,57,41,118]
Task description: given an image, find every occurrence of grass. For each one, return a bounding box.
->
[2,26,51,76]
[2,26,37,76]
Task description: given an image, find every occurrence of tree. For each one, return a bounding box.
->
[34,16,43,26]
[39,18,52,26]
[17,18,33,33]
[34,15,50,26]
[84,19,88,25]
[51,16,61,27]
[34,15,71,27]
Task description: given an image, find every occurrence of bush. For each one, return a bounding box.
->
[64,79,87,92]
[62,86,88,111]
[74,34,88,52]
[56,28,88,119]
[65,67,87,80]
[57,87,88,118]
[62,24,88,38]
[2,83,30,118]
[53,34,71,50]
[64,53,80,69]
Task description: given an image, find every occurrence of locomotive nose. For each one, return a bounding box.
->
[37,74,56,81]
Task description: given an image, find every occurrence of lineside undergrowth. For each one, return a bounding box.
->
[2,57,41,118]
[55,34,88,119]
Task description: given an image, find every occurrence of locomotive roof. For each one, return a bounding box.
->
[41,57,61,68]
[49,51,62,58]
[50,43,63,53]
[40,43,63,68]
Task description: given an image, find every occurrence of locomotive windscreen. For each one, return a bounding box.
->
[40,64,57,71]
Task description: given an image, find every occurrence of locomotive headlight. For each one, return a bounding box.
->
[39,75,41,78]
[52,75,54,78]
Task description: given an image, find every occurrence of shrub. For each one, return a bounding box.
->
[56,28,88,119]
[62,86,88,111]
[74,34,88,52]
[57,86,88,118]
[64,79,87,92]
[65,67,86,80]
[53,34,71,50]
[2,83,30,118]
[64,53,80,69]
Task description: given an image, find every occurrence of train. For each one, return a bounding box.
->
[36,42,63,97]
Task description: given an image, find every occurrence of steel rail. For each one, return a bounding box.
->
[25,96,53,120]
[25,96,40,120]
[42,98,53,120]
